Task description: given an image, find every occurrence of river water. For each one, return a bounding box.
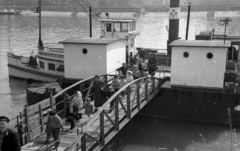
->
[1,11,240,150]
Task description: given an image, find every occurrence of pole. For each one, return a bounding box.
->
[167,0,180,56]
[185,2,191,40]
[89,5,92,38]
[38,0,43,50]
[220,17,231,45]
[224,22,226,44]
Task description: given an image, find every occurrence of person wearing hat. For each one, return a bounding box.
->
[45,110,63,149]
[0,116,21,151]
[119,63,128,78]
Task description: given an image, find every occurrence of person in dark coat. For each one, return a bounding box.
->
[119,63,128,78]
[92,75,106,111]
[148,53,157,76]
[44,110,63,149]
[66,100,79,130]
[0,116,21,151]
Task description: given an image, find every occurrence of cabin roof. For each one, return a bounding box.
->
[59,38,122,45]
[170,40,231,48]
[99,19,135,23]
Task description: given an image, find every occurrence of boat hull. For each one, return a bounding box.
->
[7,53,64,82]
[139,81,240,125]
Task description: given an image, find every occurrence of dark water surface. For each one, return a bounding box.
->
[102,116,240,151]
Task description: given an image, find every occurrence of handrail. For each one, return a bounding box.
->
[62,75,163,151]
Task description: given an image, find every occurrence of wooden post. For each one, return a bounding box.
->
[115,97,119,131]
[25,105,30,143]
[76,126,79,149]
[16,115,22,145]
[63,92,67,118]
[136,81,140,110]
[19,111,25,145]
[81,133,86,151]
[50,93,53,109]
[152,76,155,93]
[100,112,105,145]
[39,104,44,132]
[104,75,108,87]
[145,78,149,102]
[127,87,131,119]
[79,83,84,94]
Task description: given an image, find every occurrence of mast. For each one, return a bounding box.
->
[89,4,92,37]
[38,0,43,50]
[185,2,191,40]
[8,20,11,52]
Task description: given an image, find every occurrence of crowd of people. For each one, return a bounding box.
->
[0,52,158,151]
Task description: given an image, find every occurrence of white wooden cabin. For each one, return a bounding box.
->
[60,38,126,80]
[170,40,231,89]
[100,19,140,55]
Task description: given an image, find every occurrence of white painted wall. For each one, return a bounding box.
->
[64,44,107,79]
[171,46,227,89]
[106,41,126,73]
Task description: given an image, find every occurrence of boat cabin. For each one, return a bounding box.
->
[60,38,126,80]
[100,19,140,58]
[170,40,233,90]
[37,43,64,73]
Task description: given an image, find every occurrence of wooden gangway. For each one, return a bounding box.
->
[14,72,167,151]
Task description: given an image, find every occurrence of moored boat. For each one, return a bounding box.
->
[0,9,21,15]
[7,43,64,82]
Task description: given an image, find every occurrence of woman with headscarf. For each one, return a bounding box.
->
[72,91,83,120]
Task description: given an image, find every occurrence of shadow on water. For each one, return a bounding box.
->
[102,116,240,151]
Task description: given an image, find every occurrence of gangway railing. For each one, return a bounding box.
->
[17,74,115,147]
[40,75,165,151]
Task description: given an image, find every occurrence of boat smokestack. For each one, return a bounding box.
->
[167,0,180,55]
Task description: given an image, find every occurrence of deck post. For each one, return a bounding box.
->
[136,81,140,110]
[25,105,30,143]
[19,111,25,145]
[50,93,54,109]
[39,104,44,132]
[127,86,131,118]
[115,97,119,131]
[152,77,155,93]
[63,92,67,117]
[16,115,22,145]
[79,83,84,94]
[100,111,105,145]
[145,78,149,102]
[104,75,108,87]
[81,133,86,151]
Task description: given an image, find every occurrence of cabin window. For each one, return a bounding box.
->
[48,63,55,71]
[207,53,213,59]
[106,23,112,32]
[82,48,88,54]
[114,23,120,32]
[129,23,132,31]
[183,52,189,58]
[39,61,44,69]
[121,23,128,32]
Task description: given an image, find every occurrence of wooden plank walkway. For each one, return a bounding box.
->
[21,75,165,151]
